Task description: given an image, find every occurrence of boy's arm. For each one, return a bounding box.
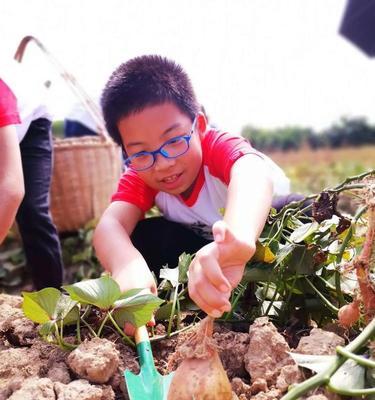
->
[225,154,273,246]
[188,155,273,317]
[93,201,157,295]
[0,125,24,244]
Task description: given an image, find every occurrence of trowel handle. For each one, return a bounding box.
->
[134,325,150,345]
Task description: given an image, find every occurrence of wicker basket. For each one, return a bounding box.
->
[15,36,122,232]
[50,136,121,232]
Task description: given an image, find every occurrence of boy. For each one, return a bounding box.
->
[94,55,290,329]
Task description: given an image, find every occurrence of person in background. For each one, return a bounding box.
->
[0,62,64,290]
[64,101,99,138]
[94,55,292,334]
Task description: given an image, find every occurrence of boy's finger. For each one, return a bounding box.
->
[189,270,231,314]
[147,315,156,327]
[201,254,232,293]
[124,322,136,336]
[189,286,224,318]
[212,220,227,243]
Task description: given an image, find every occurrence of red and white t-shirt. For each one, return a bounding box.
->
[1,61,52,142]
[112,129,290,238]
[0,79,21,127]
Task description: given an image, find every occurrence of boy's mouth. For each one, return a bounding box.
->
[162,173,181,183]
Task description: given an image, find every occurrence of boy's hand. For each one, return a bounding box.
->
[188,220,255,318]
[113,267,157,336]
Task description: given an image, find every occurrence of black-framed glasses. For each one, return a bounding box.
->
[124,116,197,171]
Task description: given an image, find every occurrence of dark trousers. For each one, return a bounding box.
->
[131,217,210,278]
[64,120,97,138]
[130,193,309,278]
[16,118,64,290]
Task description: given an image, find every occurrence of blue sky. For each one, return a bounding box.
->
[1,0,375,134]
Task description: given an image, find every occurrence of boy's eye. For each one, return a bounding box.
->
[132,152,150,161]
[166,136,184,146]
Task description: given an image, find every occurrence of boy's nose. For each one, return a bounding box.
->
[153,153,176,171]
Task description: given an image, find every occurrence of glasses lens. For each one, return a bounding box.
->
[129,153,154,171]
[162,137,189,157]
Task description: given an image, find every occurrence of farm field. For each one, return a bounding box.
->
[266,145,375,194]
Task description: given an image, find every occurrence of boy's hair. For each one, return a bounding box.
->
[101,55,200,147]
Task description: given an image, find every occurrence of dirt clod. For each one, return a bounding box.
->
[8,377,55,400]
[244,317,301,388]
[67,337,119,383]
[54,379,115,400]
[294,328,345,355]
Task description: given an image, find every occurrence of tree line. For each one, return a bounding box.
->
[241,116,375,152]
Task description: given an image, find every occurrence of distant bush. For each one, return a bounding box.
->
[52,120,64,138]
[241,116,375,152]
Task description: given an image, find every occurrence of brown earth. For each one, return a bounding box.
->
[0,293,346,399]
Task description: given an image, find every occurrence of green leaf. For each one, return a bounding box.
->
[159,252,192,287]
[289,352,335,374]
[274,243,296,267]
[290,221,319,243]
[54,294,79,325]
[118,288,145,300]
[113,294,163,328]
[155,302,175,321]
[329,359,366,391]
[63,275,121,310]
[22,288,61,324]
[243,262,277,282]
[39,321,55,336]
[178,253,192,283]
[288,245,315,275]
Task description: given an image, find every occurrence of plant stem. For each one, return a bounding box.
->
[81,318,98,337]
[272,170,374,220]
[304,277,339,313]
[76,317,81,343]
[327,385,375,396]
[264,282,281,316]
[281,317,375,400]
[335,204,368,307]
[107,312,135,347]
[167,283,179,337]
[97,312,110,337]
[224,283,248,321]
[336,345,375,368]
[329,169,374,192]
[150,322,196,342]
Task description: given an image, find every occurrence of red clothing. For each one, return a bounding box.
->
[112,128,289,239]
[0,79,20,127]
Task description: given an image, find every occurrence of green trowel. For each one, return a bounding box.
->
[124,326,174,400]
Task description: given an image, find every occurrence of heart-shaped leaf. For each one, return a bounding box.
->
[55,294,79,325]
[63,275,121,310]
[22,288,61,324]
[113,294,163,328]
[289,352,335,374]
[329,359,366,391]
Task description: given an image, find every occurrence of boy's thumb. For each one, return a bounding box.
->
[213,220,229,243]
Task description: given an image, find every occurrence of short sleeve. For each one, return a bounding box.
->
[202,129,263,184]
[111,168,157,212]
[0,79,21,127]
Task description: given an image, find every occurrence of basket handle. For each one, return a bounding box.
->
[14,36,109,140]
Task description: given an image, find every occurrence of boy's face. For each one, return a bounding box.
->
[118,102,204,198]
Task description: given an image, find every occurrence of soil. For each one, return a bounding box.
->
[0,293,346,400]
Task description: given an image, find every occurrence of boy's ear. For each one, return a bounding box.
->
[196,112,207,137]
